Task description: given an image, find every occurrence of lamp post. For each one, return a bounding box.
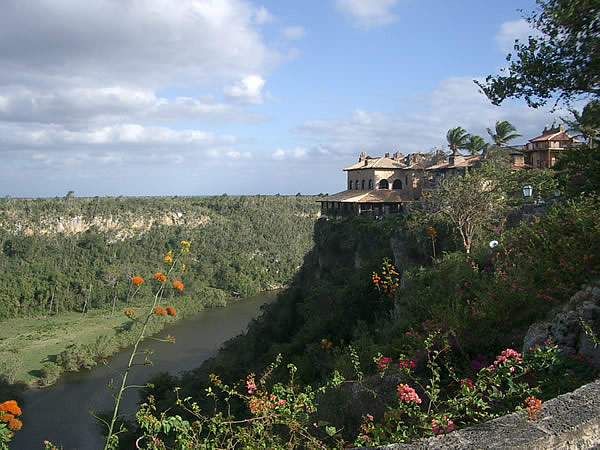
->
[522,185,533,198]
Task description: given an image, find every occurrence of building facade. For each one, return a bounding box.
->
[524,124,578,168]
[318,152,424,219]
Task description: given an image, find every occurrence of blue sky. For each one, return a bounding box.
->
[0,0,574,197]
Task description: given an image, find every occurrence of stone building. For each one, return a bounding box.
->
[318,152,424,219]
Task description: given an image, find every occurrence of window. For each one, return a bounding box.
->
[362,179,365,190]
[348,180,352,190]
[392,179,402,190]
[368,179,373,189]
[355,180,360,189]
[378,179,389,189]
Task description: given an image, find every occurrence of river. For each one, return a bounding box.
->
[11,291,278,450]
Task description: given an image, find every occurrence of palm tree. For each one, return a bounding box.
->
[446,127,470,155]
[486,120,521,147]
[463,135,489,155]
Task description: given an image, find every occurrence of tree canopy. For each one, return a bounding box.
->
[475,0,599,107]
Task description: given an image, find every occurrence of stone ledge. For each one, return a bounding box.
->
[365,379,600,450]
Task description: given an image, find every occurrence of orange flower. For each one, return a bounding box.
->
[124,308,136,319]
[164,255,173,263]
[0,400,21,416]
[8,418,22,431]
[172,280,184,291]
[154,272,166,282]
[166,306,176,317]
[132,276,144,286]
[154,306,167,316]
[1,413,14,422]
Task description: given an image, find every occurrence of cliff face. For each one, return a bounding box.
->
[1,211,211,238]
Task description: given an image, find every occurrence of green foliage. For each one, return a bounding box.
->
[39,362,62,387]
[446,126,469,153]
[57,344,97,372]
[0,195,318,319]
[476,0,599,107]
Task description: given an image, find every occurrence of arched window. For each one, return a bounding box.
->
[392,179,402,190]
[378,179,389,189]
[361,179,365,190]
[368,179,373,190]
[355,180,360,189]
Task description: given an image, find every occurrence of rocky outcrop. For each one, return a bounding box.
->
[522,285,600,365]
[0,212,211,239]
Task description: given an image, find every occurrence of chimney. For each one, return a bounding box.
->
[359,151,366,162]
[385,152,390,158]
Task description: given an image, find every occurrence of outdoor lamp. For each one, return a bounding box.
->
[522,185,533,198]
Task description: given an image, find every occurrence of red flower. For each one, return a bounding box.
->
[154,272,166,282]
[132,276,144,285]
[124,308,136,319]
[172,280,184,291]
[166,306,176,317]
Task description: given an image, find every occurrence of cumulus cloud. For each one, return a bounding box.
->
[496,18,541,53]
[334,0,400,28]
[283,26,306,40]
[223,75,266,104]
[294,77,565,160]
[272,147,308,160]
[254,5,275,24]
[0,0,279,88]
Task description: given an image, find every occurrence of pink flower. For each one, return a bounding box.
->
[397,384,421,404]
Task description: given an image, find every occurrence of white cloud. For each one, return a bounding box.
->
[496,19,541,53]
[294,77,566,160]
[272,147,308,160]
[283,26,306,40]
[223,75,266,104]
[334,0,400,28]
[0,0,279,89]
[254,5,275,24]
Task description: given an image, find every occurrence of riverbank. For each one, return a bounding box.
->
[0,289,279,387]
[10,291,278,450]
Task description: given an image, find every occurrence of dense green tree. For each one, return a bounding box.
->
[476,0,599,107]
[563,100,600,147]
[446,126,469,155]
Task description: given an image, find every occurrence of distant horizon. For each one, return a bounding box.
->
[1,0,583,198]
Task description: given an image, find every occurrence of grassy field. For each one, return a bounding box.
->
[0,300,153,385]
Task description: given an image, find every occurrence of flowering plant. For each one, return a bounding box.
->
[100,241,189,450]
[0,400,23,449]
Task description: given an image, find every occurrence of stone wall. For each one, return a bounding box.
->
[366,379,600,449]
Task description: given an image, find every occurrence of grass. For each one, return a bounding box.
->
[0,299,153,385]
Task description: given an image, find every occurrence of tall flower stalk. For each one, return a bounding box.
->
[101,241,190,450]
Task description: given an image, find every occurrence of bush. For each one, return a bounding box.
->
[56,344,97,372]
[39,362,62,387]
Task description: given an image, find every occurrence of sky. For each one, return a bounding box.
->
[0,0,578,197]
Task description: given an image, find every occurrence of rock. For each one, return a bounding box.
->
[522,285,600,366]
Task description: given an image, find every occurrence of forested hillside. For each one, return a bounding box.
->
[0,195,320,320]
